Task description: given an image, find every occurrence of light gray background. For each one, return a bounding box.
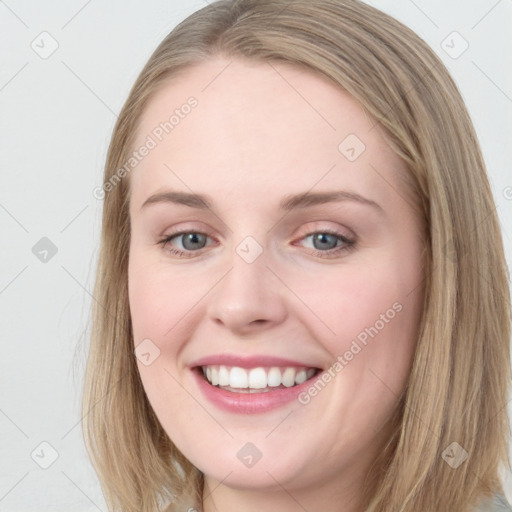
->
[1,1,511,510]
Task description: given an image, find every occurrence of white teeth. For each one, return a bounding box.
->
[295,369,307,384]
[248,367,267,389]
[201,365,318,390]
[281,367,296,387]
[267,367,281,387]
[229,367,248,388]
[218,365,230,386]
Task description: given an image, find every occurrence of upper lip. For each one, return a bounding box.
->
[191,354,322,369]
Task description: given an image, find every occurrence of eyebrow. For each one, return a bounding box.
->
[140,189,383,212]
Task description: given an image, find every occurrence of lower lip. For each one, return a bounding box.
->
[192,368,319,414]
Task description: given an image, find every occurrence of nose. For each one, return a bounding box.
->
[206,246,288,336]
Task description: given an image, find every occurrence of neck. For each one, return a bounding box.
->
[201,465,366,512]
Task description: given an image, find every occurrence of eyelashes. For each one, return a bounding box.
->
[156,229,356,259]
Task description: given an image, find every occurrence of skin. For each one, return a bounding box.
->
[128,57,425,512]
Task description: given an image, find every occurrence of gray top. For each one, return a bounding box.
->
[167,493,512,511]
[475,493,512,511]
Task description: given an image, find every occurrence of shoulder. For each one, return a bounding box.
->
[473,493,512,512]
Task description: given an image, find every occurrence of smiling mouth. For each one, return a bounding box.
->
[197,365,321,393]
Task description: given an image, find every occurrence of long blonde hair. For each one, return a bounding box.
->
[82,1,511,510]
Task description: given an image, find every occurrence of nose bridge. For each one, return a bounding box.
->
[206,235,287,332]
[233,235,272,291]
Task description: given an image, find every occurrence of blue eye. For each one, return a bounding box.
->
[175,232,207,251]
[299,231,355,258]
[157,231,211,257]
[309,233,339,250]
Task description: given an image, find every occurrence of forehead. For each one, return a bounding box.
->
[129,57,405,210]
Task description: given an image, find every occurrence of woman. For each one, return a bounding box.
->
[83,1,512,510]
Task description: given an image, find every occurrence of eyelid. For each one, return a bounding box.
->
[159,222,217,241]
[295,229,353,245]
[293,221,355,241]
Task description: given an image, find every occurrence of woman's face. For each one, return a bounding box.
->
[128,57,424,501]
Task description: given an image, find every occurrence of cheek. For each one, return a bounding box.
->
[128,253,197,435]
[128,251,202,345]
[294,262,422,351]
[295,274,422,459]
[292,252,423,412]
